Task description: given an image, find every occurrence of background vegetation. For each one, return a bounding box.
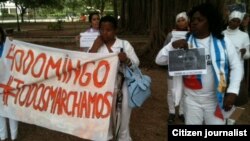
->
[0,0,249,67]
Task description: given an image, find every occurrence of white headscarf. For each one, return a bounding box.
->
[229,10,244,22]
[176,12,188,23]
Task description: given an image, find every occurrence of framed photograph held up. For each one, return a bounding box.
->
[168,48,206,76]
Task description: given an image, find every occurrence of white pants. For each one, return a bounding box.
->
[183,94,225,125]
[0,117,18,140]
[167,76,184,115]
[108,83,132,141]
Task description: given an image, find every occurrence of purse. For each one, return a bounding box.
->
[124,64,151,108]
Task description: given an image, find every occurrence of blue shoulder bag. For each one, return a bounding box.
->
[124,64,151,108]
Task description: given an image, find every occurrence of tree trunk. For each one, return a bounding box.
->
[120,0,240,67]
[145,0,165,67]
[34,8,36,23]
[125,0,148,34]
[120,0,126,27]
[15,2,20,32]
[113,0,118,20]
[100,0,105,16]
[21,12,24,23]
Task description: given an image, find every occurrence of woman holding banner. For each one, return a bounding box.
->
[0,26,18,141]
[89,15,139,141]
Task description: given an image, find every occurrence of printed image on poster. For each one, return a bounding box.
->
[168,48,206,76]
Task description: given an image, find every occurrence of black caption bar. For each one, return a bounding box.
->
[168,125,249,141]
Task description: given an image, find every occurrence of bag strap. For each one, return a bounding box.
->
[122,40,125,51]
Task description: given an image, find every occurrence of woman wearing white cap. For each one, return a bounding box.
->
[223,10,250,106]
[223,10,250,62]
[155,11,189,124]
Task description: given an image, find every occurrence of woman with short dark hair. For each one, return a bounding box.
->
[89,15,139,140]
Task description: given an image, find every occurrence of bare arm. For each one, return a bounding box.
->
[88,36,104,53]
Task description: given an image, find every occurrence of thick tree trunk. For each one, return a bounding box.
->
[126,0,148,34]
[120,0,126,27]
[113,0,118,20]
[120,0,244,68]
[15,2,20,32]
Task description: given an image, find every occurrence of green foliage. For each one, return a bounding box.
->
[0,13,16,19]
[47,20,64,30]
[1,0,114,21]
[1,8,8,15]
[0,0,8,2]
[51,13,67,19]
[105,10,114,16]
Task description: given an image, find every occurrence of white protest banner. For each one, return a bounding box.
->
[0,38,119,141]
[80,31,99,48]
